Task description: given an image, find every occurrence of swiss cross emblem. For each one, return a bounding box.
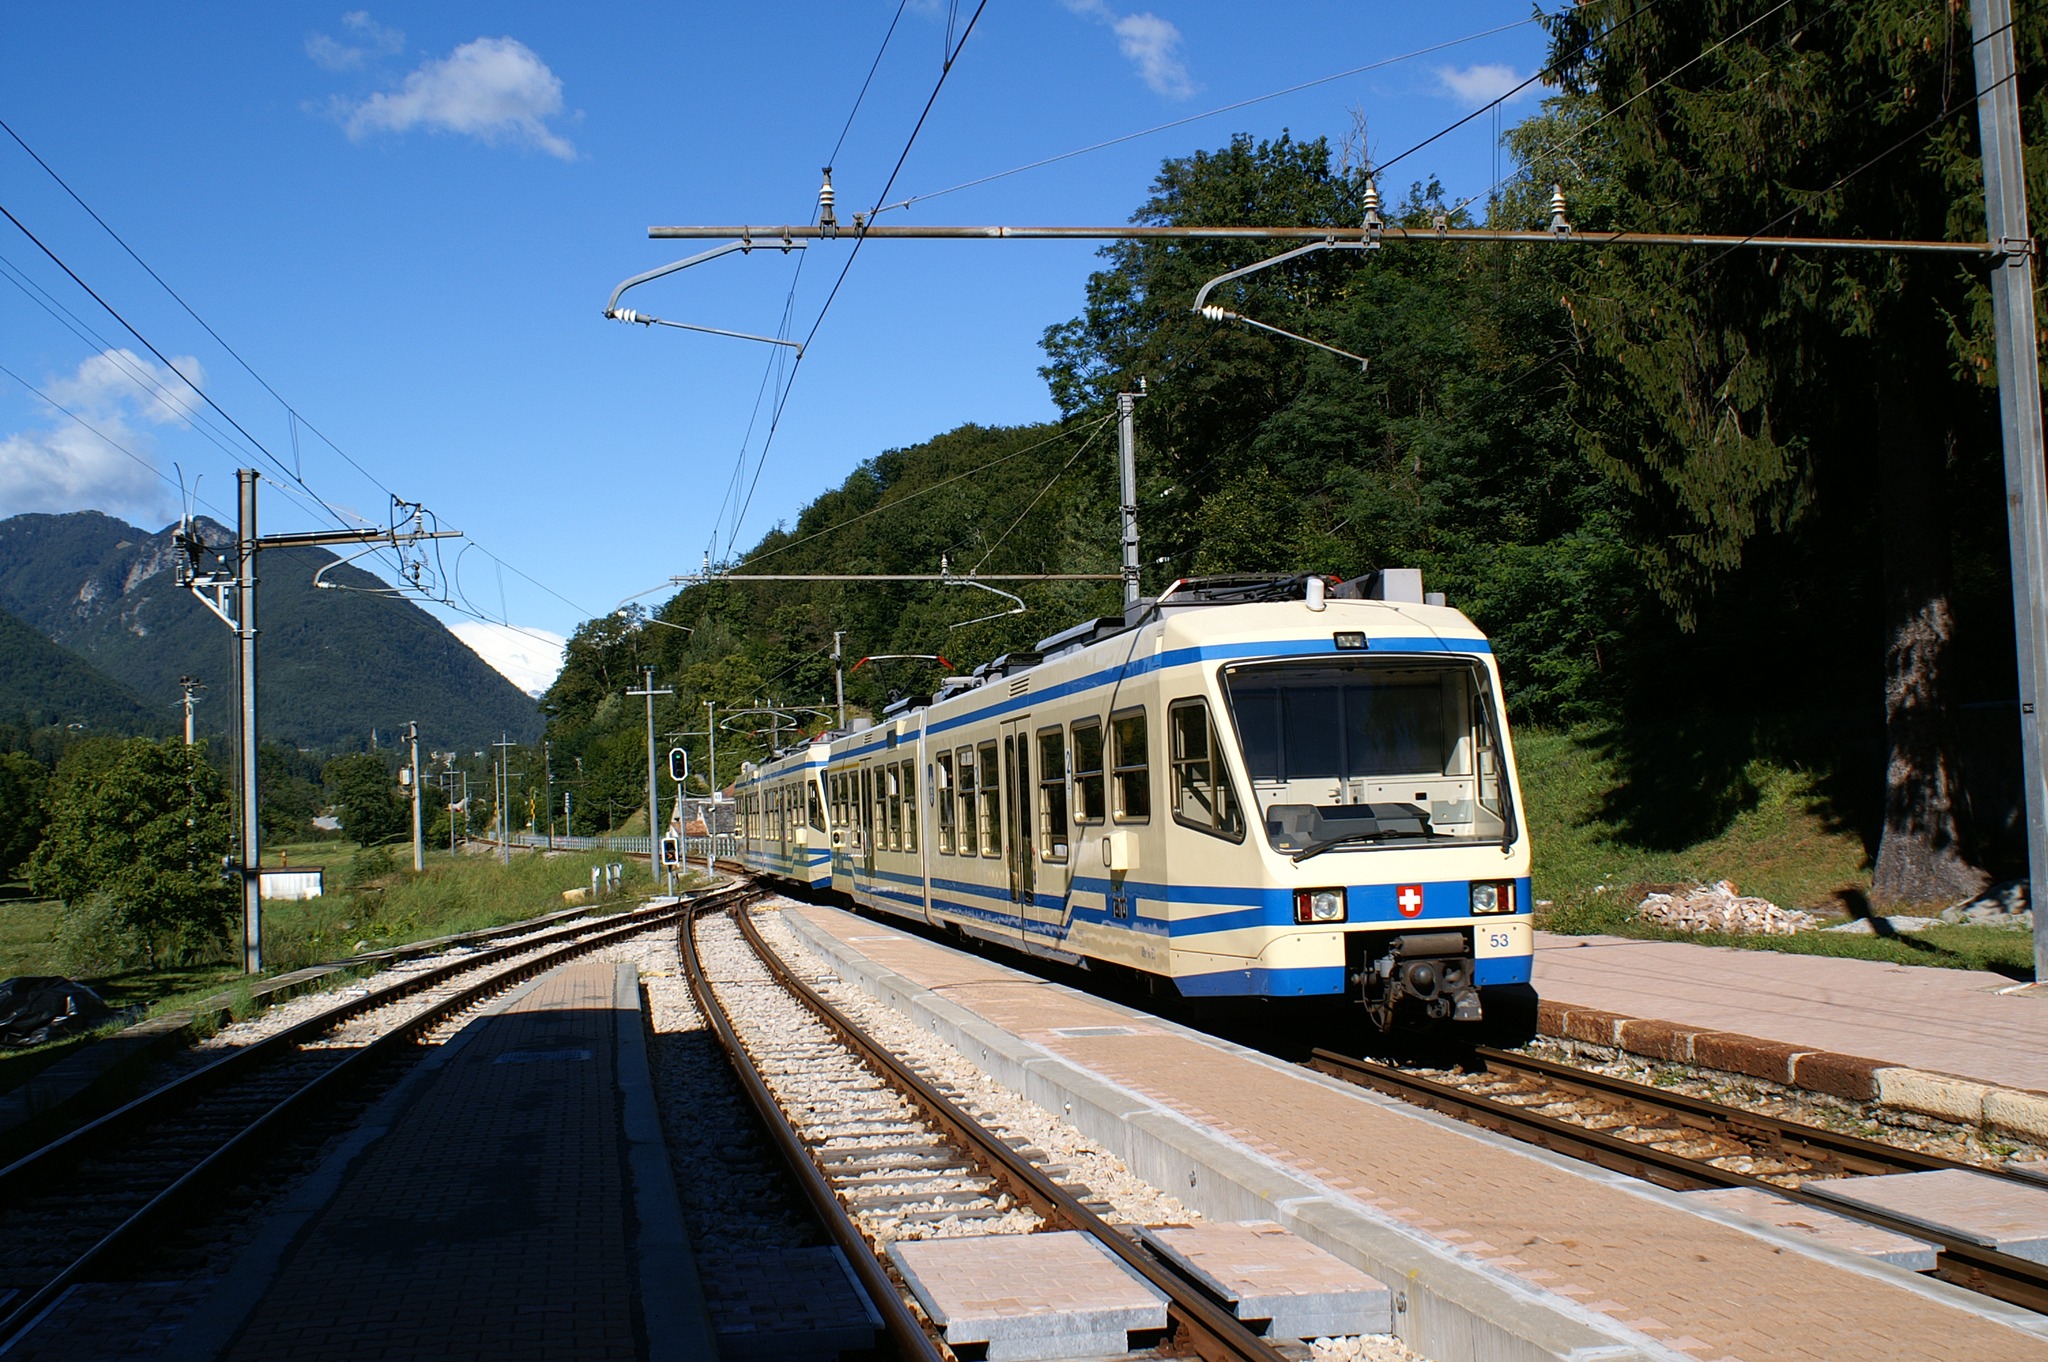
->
[1396,884,1424,918]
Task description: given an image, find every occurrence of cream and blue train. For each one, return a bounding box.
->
[734,573,1536,1032]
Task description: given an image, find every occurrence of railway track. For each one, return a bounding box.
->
[684,891,1290,1362]
[1309,1044,2048,1314]
[0,885,744,1350]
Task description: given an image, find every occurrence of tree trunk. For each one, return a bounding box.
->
[1870,380,1991,905]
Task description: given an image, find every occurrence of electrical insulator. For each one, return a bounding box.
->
[1550,183,1571,237]
[1361,176,1384,246]
[818,167,837,231]
[1199,305,1233,323]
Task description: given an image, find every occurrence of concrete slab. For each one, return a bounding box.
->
[886,1231,1168,1362]
[1680,1187,1940,1271]
[700,1246,882,1361]
[1533,932,2048,1095]
[1806,1169,2048,1264]
[1138,1220,1393,1339]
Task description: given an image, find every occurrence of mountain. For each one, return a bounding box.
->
[0,511,540,752]
[0,602,169,737]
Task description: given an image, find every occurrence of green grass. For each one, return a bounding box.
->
[0,846,692,1089]
[258,845,667,972]
[1519,726,2034,978]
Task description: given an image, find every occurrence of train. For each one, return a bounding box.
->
[726,571,1536,1035]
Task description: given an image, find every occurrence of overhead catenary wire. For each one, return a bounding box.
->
[727,411,1117,571]
[719,0,992,563]
[872,13,1547,218]
[0,118,600,638]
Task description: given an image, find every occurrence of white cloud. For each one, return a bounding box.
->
[0,349,207,526]
[306,10,405,71]
[1435,62,1533,108]
[336,36,576,159]
[449,621,566,697]
[1063,0,1195,99]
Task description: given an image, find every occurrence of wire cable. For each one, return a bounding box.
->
[728,412,1116,570]
[970,418,1112,573]
[719,0,993,562]
[875,14,1546,217]
[0,118,600,639]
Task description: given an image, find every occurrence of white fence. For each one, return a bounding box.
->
[505,832,741,863]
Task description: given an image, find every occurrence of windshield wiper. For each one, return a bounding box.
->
[1290,826,1445,863]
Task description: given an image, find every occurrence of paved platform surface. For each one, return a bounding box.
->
[1534,932,2044,1093]
[201,960,696,1362]
[789,903,2048,1362]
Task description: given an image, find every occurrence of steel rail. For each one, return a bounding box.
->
[1473,1046,2046,1184]
[678,888,946,1362]
[728,905,1286,1362]
[0,897,691,1201]
[0,890,735,1352]
[1308,1048,2048,1315]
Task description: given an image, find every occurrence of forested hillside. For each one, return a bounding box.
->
[0,605,168,738]
[0,511,541,752]
[543,2,2048,903]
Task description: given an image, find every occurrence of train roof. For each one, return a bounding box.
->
[755,571,1492,766]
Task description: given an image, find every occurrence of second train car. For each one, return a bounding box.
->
[735,572,1535,1033]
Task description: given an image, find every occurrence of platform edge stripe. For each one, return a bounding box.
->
[776,905,1679,1362]
[616,961,720,1362]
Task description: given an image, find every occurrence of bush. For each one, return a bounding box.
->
[345,846,396,888]
[54,892,150,977]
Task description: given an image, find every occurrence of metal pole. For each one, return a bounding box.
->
[706,699,717,875]
[543,741,554,849]
[492,735,517,864]
[235,470,261,974]
[649,223,1994,252]
[833,631,846,730]
[407,721,423,872]
[1973,0,2048,980]
[178,676,201,745]
[627,669,674,871]
[1117,389,1145,607]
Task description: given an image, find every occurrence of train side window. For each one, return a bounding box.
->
[1111,708,1151,822]
[1072,719,1105,824]
[978,741,1001,857]
[1036,727,1069,861]
[935,754,956,853]
[956,748,978,856]
[809,781,825,834]
[883,766,898,850]
[1171,698,1244,841]
[902,761,918,853]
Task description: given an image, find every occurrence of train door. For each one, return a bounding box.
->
[856,763,877,899]
[1030,723,1073,936]
[1000,717,1035,938]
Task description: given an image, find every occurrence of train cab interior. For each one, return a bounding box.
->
[1220,657,1517,857]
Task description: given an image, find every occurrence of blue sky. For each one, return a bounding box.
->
[0,2,1552,692]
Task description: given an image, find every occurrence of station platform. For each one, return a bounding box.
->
[1533,933,2048,1139]
[162,959,712,1362]
[779,901,2048,1362]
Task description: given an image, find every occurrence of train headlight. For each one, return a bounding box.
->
[1294,888,1346,924]
[1470,881,1516,914]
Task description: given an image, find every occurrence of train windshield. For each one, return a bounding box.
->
[1220,657,1515,855]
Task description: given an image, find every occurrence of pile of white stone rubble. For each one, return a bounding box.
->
[1636,880,1820,936]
